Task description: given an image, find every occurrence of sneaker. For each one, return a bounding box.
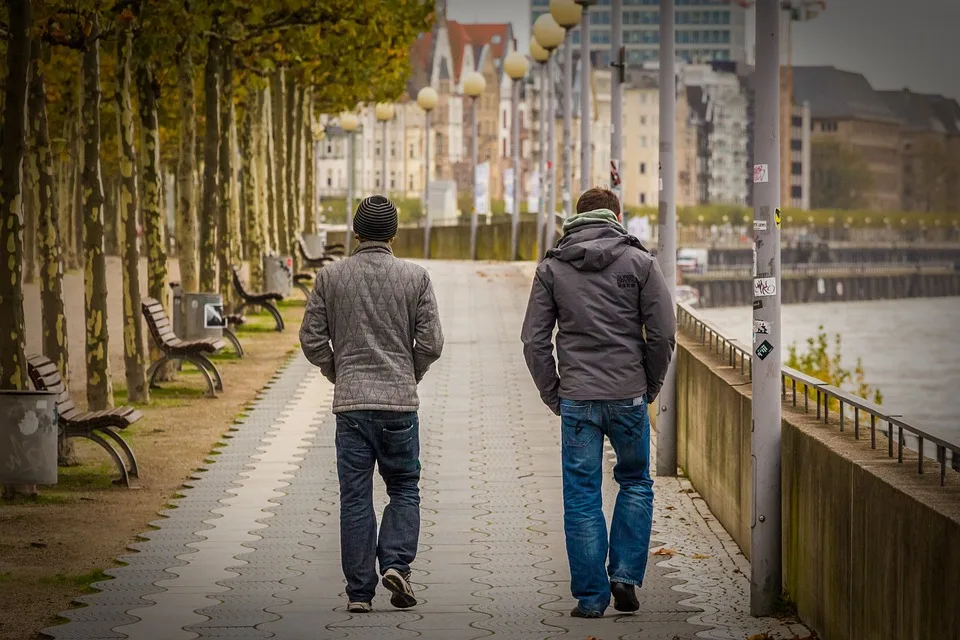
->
[611,581,640,612]
[570,606,603,618]
[347,601,372,613]
[381,568,417,609]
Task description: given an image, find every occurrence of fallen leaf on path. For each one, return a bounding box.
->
[691,553,711,560]
[653,547,677,556]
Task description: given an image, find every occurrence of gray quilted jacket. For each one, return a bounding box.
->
[300,242,444,413]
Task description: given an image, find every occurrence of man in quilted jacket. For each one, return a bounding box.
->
[300,195,444,614]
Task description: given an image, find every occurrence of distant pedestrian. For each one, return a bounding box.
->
[521,187,676,618]
[301,195,444,613]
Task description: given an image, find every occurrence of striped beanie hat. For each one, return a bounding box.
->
[352,195,399,242]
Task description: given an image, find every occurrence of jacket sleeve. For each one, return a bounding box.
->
[413,273,444,382]
[521,267,561,415]
[639,259,677,401]
[300,273,336,383]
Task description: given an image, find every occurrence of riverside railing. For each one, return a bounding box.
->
[687,261,957,279]
[676,303,960,485]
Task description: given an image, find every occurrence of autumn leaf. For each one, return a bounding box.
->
[691,553,711,560]
[653,547,677,556]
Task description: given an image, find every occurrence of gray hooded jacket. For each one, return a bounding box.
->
[520,212,676,414]
[300,242,444,413]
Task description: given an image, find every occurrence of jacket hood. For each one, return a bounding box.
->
[547,213,647,272]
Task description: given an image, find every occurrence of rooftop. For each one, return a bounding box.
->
[792,66,902,125]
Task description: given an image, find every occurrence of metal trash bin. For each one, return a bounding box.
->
[170,286,225,341]
[0,390,58,485]
[264,255,294,297]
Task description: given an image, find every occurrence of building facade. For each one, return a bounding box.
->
[530,0,748,67]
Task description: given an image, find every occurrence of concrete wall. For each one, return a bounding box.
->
[675,334,960,640]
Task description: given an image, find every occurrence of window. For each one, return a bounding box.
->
[791,186,802,199]
[390,172,396,189]
[790,139,802,151]
[640,193,646,204]
[326,170,332,187]
[326,143,333,155]
[640,136,647,147]
[640,162,646,174]
[791,162,802,176]
[376,176,381,188]
[791,115,803,127]
[391,142,397,158]
[640,115,647,125]
[410,144,415,159]
[409,175,414,190]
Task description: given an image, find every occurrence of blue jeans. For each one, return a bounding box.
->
[560,397,654,614]
[335,411,421,603]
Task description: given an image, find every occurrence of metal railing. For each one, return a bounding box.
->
[684,261,957,279]
[677,303,960,485]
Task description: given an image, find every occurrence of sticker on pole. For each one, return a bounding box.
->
[755,340,775,361]
[204,303,227,329]
[754,277,777,297]
[753,320,771,335]
[775,207,782,229]
[754,220,767,231]
[753,164,769,184]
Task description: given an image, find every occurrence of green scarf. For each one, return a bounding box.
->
[561,208,625,235]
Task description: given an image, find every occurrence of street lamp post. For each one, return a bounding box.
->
[530,37,550,261]
[417,87,439,259]
[751,0,783,617]
[463,71,486,261]
[575,0,595,193]
[550,0,583,218]
[340,112,360,255]
[532,13,565,259]
[656,0,678,478]
[504,50,530,262]
[610,0,624,208]
[375,102,395,202]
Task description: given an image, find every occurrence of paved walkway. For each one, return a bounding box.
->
[44,263,809,640]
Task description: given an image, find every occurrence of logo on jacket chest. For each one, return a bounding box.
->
[616,274,638,289]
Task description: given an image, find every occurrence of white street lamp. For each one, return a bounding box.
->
[417,87,439,259]
[550,0,582,218]
[340,112,360,254]
[375,103,394,201]
[530,36,550,263]
[463,71,486,261]
[504,50,530,262]
[533,13,565,260]
[575,0,596,193]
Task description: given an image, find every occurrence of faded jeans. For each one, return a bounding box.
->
[559,397,655,614]
[335,411,421,603]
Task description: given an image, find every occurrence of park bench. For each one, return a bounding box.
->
[26,354,141,487]
[296,233,345,269]
[231,266,285,331]
[142,297,225,398]
[294,273,314,299]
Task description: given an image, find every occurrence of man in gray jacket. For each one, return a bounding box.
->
[521,187,676,618]
[301,195,444,614]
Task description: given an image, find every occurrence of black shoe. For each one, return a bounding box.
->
[570,606,603,618]
[611,581,640,612]
[382,568,417,609]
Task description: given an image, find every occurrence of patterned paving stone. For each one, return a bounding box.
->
[43,261,812,640]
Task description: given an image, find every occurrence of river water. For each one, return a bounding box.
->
[699,298,960,441]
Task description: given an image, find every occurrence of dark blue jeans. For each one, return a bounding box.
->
[335,411,421,603]
[560,397,654,614]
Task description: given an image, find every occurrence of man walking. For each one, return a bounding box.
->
[301,195,444,613]
[521,187,676,618]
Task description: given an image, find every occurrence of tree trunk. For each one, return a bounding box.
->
[263,87,278,256]
[242,90,264,290]
[271,69,288,256]
[137,59,174,382]
[29,38,75,465]
[176,37,199,292]
[217,44,235,307]
[81,14,114,410]
[0,0,31,391]
[24,136,39,285]
[70,87,84,272]
[199,37,221,293]
[285,75,300,248]
[115,22,149,404]
[303,90,316,236]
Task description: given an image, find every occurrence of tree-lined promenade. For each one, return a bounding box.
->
[0,0,433,413]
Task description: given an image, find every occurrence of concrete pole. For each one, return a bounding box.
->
[562,35,574,217]
[655,0,678,478]
[537,62,548,260]
[546,57,558,256]
[511,79,521,261]
[580,4,591,193]
[610,0,623,208]
[751,0,783,617]
[469,97,480,260]
[381,119,388,199]
[346,133,355,255]
[801,100,811,211]
[423,110,431,259]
